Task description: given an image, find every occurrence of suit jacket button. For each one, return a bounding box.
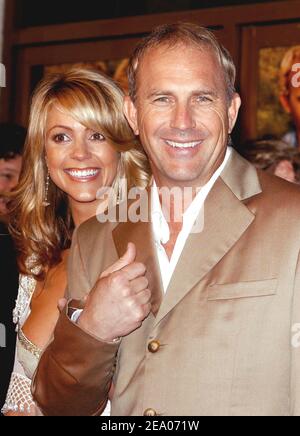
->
[144,408,157,416]
[148,340,160,353]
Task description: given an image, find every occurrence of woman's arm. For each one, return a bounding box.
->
[2,342,40,416]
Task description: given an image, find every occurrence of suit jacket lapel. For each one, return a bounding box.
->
[112,151,262,325]
[153,150,262,327]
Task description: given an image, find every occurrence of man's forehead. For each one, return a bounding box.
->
[147,42,212,59]
[136,44,225,94]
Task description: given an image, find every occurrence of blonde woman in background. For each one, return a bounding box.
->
[279,45,300,149]
[2,68,150,416]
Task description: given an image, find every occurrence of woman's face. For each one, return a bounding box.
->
[45,105,119,206]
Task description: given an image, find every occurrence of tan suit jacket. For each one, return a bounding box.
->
[33,150,300,416]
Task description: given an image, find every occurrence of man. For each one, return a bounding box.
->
[33,23,300,416]
[0,222,19,413]
[0,123,25,220]
[0,123,24,412]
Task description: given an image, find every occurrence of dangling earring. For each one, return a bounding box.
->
[116,157,125,205]
[116,180,123,205]
[43,172,50,207]
[228,134,233,147]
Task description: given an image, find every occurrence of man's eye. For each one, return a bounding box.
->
[53,134,70,143]
[90,132,105,141]
[153,96,170,104]
[196,96,212,103]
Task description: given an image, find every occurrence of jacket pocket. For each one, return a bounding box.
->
[207,278,277,301]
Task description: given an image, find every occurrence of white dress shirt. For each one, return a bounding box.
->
[151,147,232,292]
[71,146,230,416]
[72,147,232,308]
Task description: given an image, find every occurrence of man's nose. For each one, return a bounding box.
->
[170,102,196,130]
[71,138,91,161]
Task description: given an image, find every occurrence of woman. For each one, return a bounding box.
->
[279,45,300,149]
[2,68,150,415]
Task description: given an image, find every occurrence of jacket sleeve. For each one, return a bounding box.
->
[31,227,120,416]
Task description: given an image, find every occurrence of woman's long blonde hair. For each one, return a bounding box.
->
[10,68,150,279]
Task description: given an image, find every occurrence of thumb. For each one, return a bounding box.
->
[100,242,136,278]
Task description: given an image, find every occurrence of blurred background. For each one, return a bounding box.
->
[0,0,300,147]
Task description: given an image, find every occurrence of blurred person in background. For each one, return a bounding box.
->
[279,46,300,149]
[0,123,25,414]
[0,222,19,416]
[0,123,25,221]
[242,139,300,184]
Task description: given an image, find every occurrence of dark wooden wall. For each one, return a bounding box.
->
[1,0,300,143]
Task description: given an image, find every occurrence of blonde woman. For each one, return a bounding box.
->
[279,45,300,149]
[2,68,150,416]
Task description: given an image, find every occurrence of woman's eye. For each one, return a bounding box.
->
[90,132,105,141]
[52,133,70,143]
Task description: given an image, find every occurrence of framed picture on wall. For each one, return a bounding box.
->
[44,58,130,93]
[13,37,140,125]
[240,21,300,145]
[11,24,229,126]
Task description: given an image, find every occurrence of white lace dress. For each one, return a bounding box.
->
[2,272,111,416]
[2,273,42,414]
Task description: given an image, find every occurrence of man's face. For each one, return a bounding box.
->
[124,44,241,188]
[0,155,22,215]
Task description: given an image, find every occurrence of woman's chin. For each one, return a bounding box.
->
[69,192,98,204]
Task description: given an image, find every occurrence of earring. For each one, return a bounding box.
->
[116,157,125,205]
[43,172,50,207]
[228,134,233,147]
[116,181,122,205]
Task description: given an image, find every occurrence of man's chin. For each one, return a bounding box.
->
[159,171,204,187]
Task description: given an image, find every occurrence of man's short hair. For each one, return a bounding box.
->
[127,22,236,102]
[0,123,26,160]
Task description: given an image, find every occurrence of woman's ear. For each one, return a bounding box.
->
[124,96,139,135]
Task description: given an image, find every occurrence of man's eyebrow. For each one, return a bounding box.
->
[192,89,219,98]
[147,90,172,98]
[147,89,219,98]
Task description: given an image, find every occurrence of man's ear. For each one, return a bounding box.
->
[228,92,241,133]
[124,96,139,135]
[279,93,292,114]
